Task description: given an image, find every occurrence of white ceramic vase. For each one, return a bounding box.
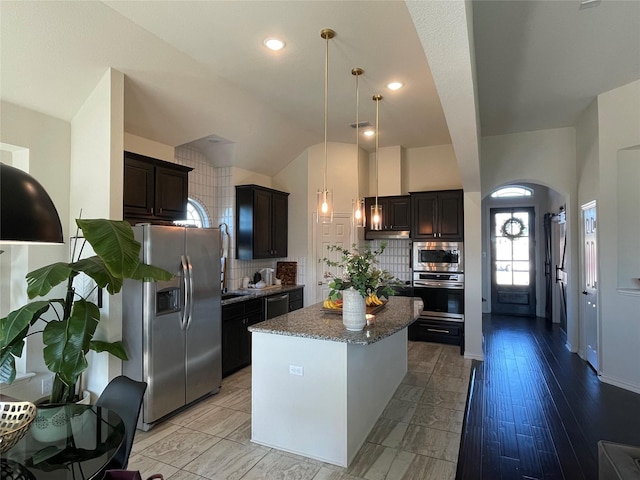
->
[342,287,367,331]
[31,391,91,443]
[31,405,70,443]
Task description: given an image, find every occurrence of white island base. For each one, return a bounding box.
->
[251,327,408,467]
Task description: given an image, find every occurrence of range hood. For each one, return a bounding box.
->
[365,230,410,240]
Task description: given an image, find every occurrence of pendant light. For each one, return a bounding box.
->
[0,163,64,244]
[317,28,335,224]
[351,67,366,228]
[371,94,383,231]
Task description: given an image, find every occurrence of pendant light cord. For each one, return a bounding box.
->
[355,71,360,202]
[323,33,329,192]
[375,95,380,207]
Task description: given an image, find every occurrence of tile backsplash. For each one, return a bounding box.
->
[366,239,412,283]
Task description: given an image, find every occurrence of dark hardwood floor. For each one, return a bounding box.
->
[456,314,640,480]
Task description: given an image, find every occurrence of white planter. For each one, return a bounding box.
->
[31,405,70,443]
[342,287,367,331]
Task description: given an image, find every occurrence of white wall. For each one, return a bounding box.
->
[481,128,580,351]
[0,102,71,400]
[70,68,125,398]
[70,69,123,220]
[464,192,483,360]
[376,145,403,196]
[232,167,272,189]
[305,142,358,304]
[596,80,640,393]
[124,132,175,162]
[616,147,640,291]
[404,144,462,192]
[274,149,311,305]
[576,100,599,204]
[307,142,359,215]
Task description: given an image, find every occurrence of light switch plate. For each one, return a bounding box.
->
[289,365,304,376]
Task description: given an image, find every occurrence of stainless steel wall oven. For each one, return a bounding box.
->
[410,242,465,353]
[412,272,464,323]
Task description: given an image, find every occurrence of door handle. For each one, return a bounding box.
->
[582,291,588,295]
[427,328,450,334]
[180,255,189,330]
[267,294,289,302]
[185,255,194,330]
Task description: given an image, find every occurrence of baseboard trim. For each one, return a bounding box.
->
[464,352,484,361]
[565,341,578,353]
[599,374,640,394]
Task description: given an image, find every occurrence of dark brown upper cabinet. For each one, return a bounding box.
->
[364,195,411,238]
[236,184,289,259]
[411,189,464,241]
[123,151,192,225]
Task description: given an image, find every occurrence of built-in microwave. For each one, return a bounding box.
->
[412,241,463,273]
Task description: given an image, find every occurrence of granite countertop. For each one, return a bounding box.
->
[221,284,304,305]
[248,296,424,345]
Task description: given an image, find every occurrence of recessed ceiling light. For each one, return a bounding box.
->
[264,37,285,51]
[363,130,375,137]
[387,82,403,91]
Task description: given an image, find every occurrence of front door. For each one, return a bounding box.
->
[582,202,598,370]
[491,208,536,316]
[315,213,352,303]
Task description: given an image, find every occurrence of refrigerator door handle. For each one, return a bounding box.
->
[185,255,194,330]
[181,255,189,330]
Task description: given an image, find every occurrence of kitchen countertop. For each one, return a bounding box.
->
[248,296,423,345]
[221,284,304,306]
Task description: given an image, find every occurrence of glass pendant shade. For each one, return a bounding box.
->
[352,198,365,227]
[317,189,333,223]
[370,204,383,231]
[0,163,64,244]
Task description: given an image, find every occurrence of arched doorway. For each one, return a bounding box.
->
[482,182,568,327]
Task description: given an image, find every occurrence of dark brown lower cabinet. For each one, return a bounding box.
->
[222,298,262,377]
[408,319,464,355]
[222,288,304,377]
[288,287,304,312]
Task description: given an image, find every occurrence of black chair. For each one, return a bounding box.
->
[96,375,147,471]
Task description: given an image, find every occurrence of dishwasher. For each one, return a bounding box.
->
[265,293,289,319]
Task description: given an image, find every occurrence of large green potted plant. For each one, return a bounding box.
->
[321,242,401,301]
[321,242,402,331]
[0,219,173,404]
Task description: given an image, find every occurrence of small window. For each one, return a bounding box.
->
[490,185,533,198]
[174,198,210,228]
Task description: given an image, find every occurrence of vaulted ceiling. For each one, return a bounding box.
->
[1,1,638,176]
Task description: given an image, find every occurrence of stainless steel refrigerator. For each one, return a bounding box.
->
[122,224,221,430]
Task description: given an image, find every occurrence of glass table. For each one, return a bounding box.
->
[1,404,124,480]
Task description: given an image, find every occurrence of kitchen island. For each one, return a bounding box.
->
[248,296,423,467]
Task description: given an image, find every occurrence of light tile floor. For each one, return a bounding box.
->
[129,341,471,480]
